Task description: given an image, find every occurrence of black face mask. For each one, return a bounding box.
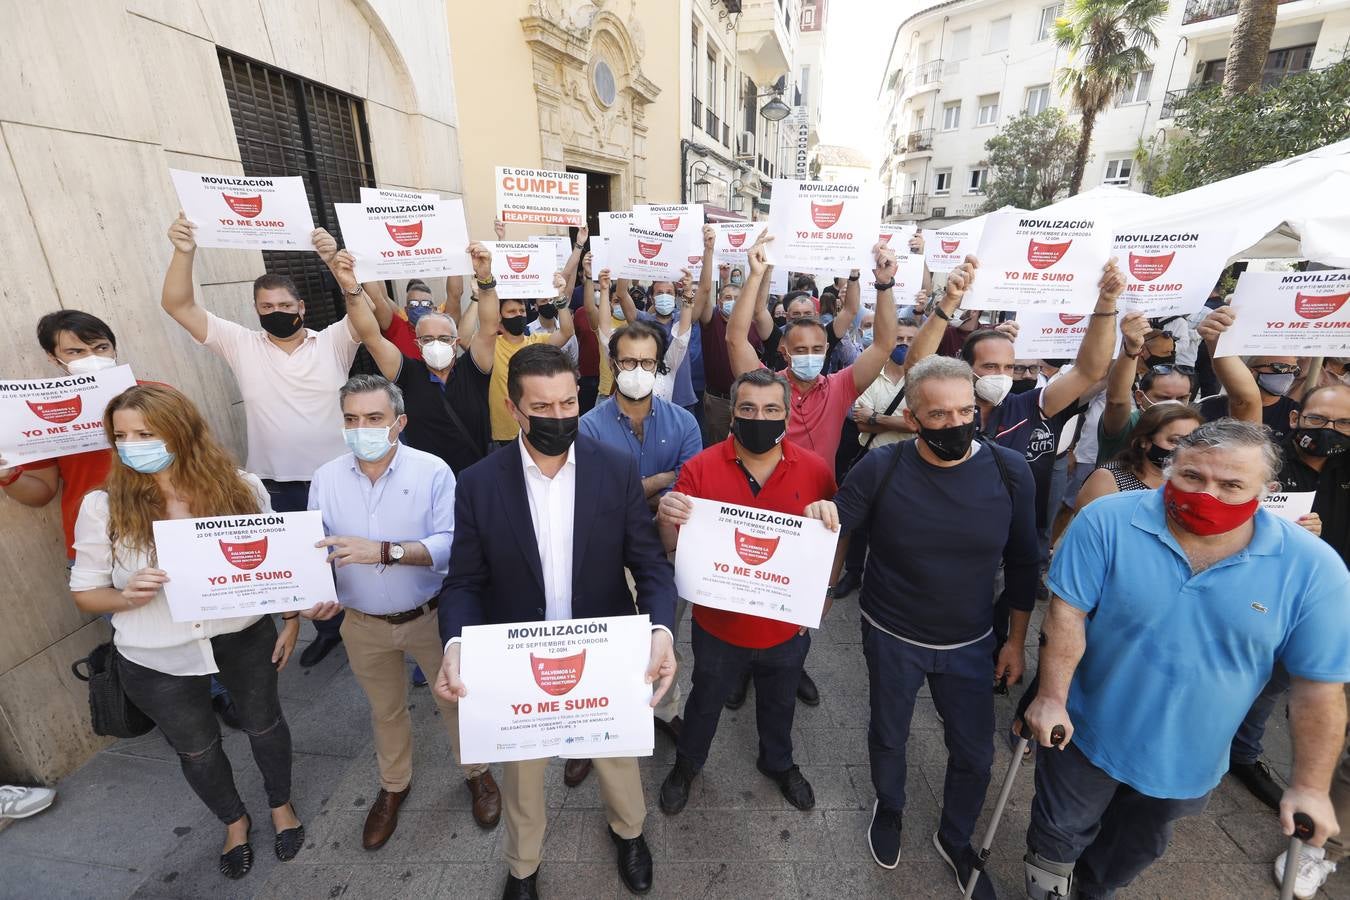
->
[523,415,578,457]
[259,310,303,339]
[1011,378,1038,395]
[918,421,976,462]
[1145,443,1172,468]
[732,416,786,455]
[501,315,527,336]
[773,315,788,329]
[1294,427,1349,458]
[537,303,558,320]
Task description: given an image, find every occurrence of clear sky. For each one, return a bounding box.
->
[818,0,908,173]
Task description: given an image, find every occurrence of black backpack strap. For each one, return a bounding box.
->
[860,382,908,453]
[986,440,1016,503]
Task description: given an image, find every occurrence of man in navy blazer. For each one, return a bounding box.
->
[435,344,677,900]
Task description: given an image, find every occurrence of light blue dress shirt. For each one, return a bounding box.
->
[307,443,455,615]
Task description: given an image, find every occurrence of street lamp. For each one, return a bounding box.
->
[759,94,791,122]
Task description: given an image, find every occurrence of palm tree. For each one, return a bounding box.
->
[1055,0,1167,195]
[1222,0,1279,95]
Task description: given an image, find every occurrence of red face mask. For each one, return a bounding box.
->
[1163,481,1259,536]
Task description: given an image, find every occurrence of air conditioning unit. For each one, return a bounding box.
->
[735,131,755,159]
[931,206,947,217]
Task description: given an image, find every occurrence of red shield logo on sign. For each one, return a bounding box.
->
[1128,251,1176,282]
[1027,239,1073,270]
[219,537,268,571]
[728,232,748,248]
[1294,291,1350,320]
[810,201,845,229]
[688,255,703,266]
[223,194,263,218]
[25,396,83,424]
[530,650,586,696]
[506,254,531,273]
[734,529,781,566]
[878,233,894,245]
[659,216,682,231]
[941,239,961,254]
[637,240,663,260]
[385,221,423,247]
[1058,314,1085,326]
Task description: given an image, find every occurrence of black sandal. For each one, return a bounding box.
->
[274,822,305,861]
[219,814,253,880]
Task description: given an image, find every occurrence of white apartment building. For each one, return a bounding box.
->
[876,0,1350,227]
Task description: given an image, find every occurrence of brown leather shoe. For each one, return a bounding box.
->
[362,786,410,850]
[466,771,501,829]
[563,757,593,788]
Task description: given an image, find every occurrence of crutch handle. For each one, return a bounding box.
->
[1050,724,1065,746]
[1292,812,1314,842]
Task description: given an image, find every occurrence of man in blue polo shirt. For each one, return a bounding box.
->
[1022,418,1350,900]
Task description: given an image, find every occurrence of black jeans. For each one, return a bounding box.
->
[263,478,342,639]
[118,617,293,824]
[676,619,809,772]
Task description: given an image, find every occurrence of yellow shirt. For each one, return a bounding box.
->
[596,315,627,398]
[489,332,551,440]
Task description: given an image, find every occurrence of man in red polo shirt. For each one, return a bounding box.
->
[653,367,839,814]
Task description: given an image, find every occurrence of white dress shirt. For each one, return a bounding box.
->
[70,473,270,676]
[518,438,577,620]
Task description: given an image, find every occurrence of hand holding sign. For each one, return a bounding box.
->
[435,643,466,703]
[1099,257,1126,304]
[1197,305,1237,347]
[945,256,979,303]
[1121,310,1150,356]
[747,231,773,275]
[167,211,197,254]
[468,241,493,282]
[316,535,381,568]
[312,228,339,265]
[646,629,676,707]
[657,490,694,528]
[122,567,169,608]
[873,242,898,285]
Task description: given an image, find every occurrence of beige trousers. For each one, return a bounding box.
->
[502,755,646,877]
[341,608,486,791]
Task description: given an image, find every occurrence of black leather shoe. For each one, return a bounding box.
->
[756,761,815,810]
[654,715,683,743]
[796,669,820,706]
[659,757,698,815]
[501,871,539,900]
[610,828,653,894]
[212,693,241,730]
[724,670,751,710]
[298,633,342,668]
[833,569,861,597]
[1229,759,1283,811]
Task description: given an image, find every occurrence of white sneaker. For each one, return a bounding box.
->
[0,785,56,819]
[1273,844,1337,900]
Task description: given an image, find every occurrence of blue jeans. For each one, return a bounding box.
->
[1230,664,1291,765]
[1027,740,1209,899]
[263,479,343,639]
[676,619,809,772]
[862,621,995,850]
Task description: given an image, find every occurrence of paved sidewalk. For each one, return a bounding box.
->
[0,592,1343,899]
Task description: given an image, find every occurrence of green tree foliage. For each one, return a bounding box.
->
[1143,59,1350,196]
[981,109,1082,212]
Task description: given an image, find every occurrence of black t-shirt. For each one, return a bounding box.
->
[396,353,491,475]
[1199,393,1300,442]
[1277,440,1350,566]
[980,386,1081,529]
[835,440,1040,645]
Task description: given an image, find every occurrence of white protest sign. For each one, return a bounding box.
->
[1013,312,1091,359]
[153,510,336,622]
[360,187,439,204]
[171,170,315,251]
[673,498,840,630]
[923,222,983,273]
[495,167,586,227]
[590,236,611,276]
[1114,229,1232,316]
[458,615,654,764]
[1260,491,1316,522]
[714,222,758,266]
[878,224,924,300]
[612,222,682,281]
[770,267,789,294]
[765,180,880,272]
[599,210,636,236]
[635,204,705,263]
[334,198,472,281]
[0,366,136,466]
[1215,269,1350,357]
[483,241,551,299]
[529,235,572,272]
[972,210,1114,312]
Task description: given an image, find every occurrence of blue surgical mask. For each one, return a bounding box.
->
[860,328,874,348]
[790,353,825,381]
[344,425,395,462]
[652,292,677,316]
[407,305,433,325]
[721,300,735,317]
[890,344,909,366]
[612,304,625,321]
[117,440,174,474]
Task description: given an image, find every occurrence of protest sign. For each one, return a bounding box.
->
[334,198,472,281]
[153,510,336,622]
[529,235,572,272]
[713,222,758,266]
[0,366,136,466]
[360,187,439,204]
[1113,229,1231,316]
[481,241,551,299]
[635,204,705,261]
[875,224,924,300]
[1013,312,1092,358]
[1215,269,1350,357]
[1260,491,1317,522]
[590,236,611,276]
[612,222,682,281]
[972,210,1114,312]
[673,498,839,629]
[458,615,654,764]
[599,210,636,236]
[171,170,315,251]
[496,167,586,227]
[923,221,982,273]
[764,180,879,272]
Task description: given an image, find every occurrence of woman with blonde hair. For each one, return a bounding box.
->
[70,385,333,879]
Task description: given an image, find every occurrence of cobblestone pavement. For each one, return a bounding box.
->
[1,592,1343,899]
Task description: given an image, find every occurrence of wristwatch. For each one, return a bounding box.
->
[389,542,405,564]
[868,412,878,426]
[344,285,364,296]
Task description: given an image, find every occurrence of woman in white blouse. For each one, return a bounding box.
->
[70,385,333,880]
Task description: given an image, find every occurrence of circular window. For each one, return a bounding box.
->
[593,60,617,107]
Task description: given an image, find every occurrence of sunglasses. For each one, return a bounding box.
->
[1255,363,1301,376]
[1149,364,1196,377]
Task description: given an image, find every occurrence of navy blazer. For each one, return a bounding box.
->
[437,434,677,640]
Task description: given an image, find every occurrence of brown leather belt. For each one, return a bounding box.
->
[367,596,439,625]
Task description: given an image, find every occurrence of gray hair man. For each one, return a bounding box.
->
[1022,418,1350,899]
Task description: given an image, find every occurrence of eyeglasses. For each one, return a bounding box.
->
[416,335,457,346]
[407,299,435,309]
[1299,413,1350,434]
[1149,364,1196,377]
[615,357,658,372]
[1255,363,1301,376]
[1012,364,1040,377]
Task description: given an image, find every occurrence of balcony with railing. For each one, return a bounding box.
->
[905,60,944,97]
[1183,0,1295,25]
[885,194,928,220]
[706,108,721,139]
[1160,63,1328,119]
[905,128,935,153]
[692,96,703,130]
[737,0,795,84]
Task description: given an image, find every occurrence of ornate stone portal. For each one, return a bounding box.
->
[522,0,661,206]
